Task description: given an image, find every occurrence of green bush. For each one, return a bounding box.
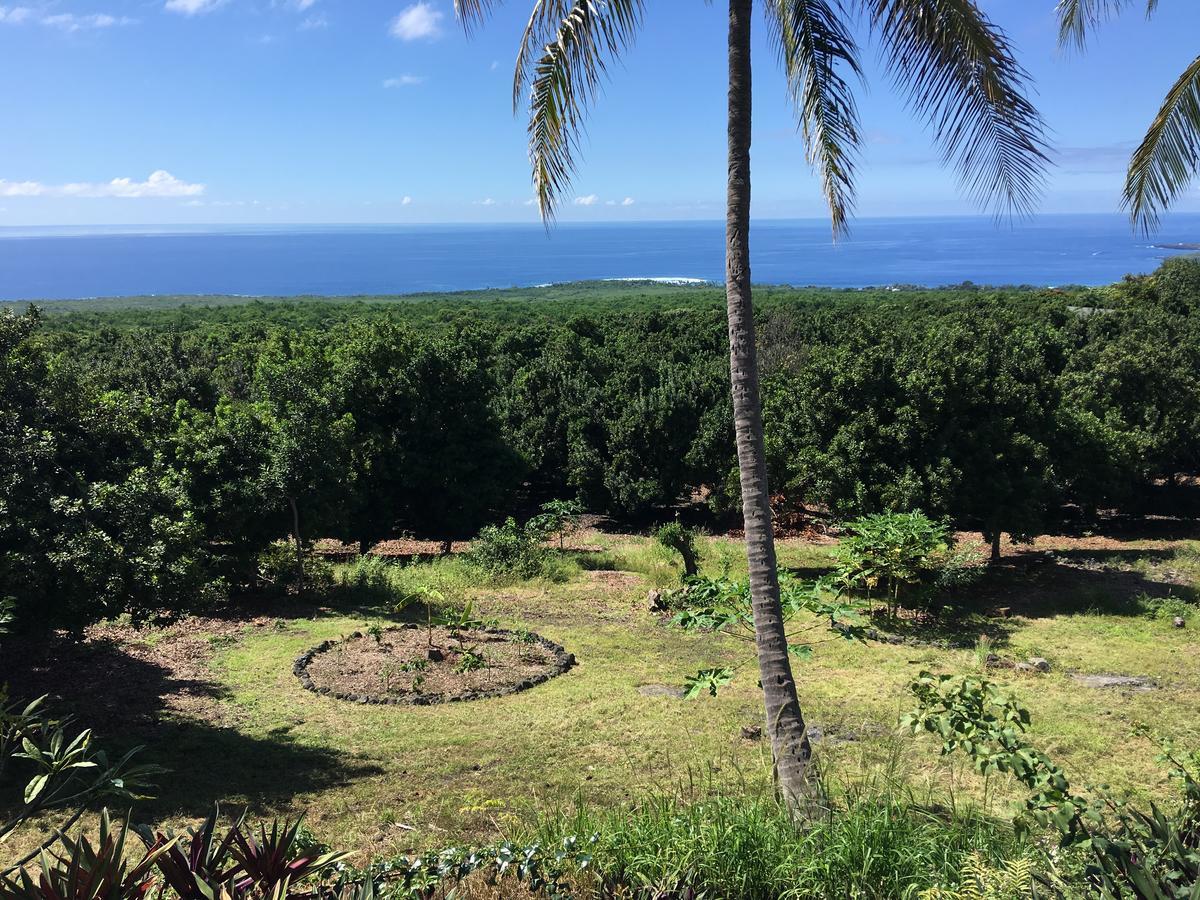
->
[468,517,550,580]
[836,511,979,615]
[335,556,403,606]
[1138,591,1195,622]
[255,542,333,595]
[905,672,1200,897]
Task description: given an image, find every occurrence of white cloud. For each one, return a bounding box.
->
[1,170,205,198]
[475,198,496,206]
[401,196,413,205]
[1,7,136,29]
[165,0,226,16]
[383,74,425,88]
[523,198,536,206]
[573,194,599,206]
[0,6,33,23]
[621,196,635,206]
[0,180,42,197]
[389,2,441,40]
[299,13,326,28]
[42,12,135,30]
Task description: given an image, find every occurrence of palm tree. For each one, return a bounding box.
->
[455,0,1047,812]
[1058,1,1199,232]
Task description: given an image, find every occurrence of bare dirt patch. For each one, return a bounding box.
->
[0,614,271,736]
[583,570,643,591]
[295,626,574,705]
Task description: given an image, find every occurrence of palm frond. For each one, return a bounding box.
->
[512,1,570,112]
[454,0,504,33]
[1056,0,1158,49]
[1125,54,1200,234]
[524,0,644,221]
[765,0,864,237]
[865,0,1050,217]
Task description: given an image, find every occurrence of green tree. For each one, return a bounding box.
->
[330,323,522,552]
[904,312,1063,561]
[456,0,1047,809]
[1,309,221,630]
[254,339,354,590]
[172,398,283,584]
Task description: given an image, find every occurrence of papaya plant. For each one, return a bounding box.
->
[674,573,868,698]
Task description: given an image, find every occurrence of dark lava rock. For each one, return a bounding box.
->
[1071,673,1156,691]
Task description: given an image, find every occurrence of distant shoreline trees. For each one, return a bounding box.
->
[2,258,1198,631]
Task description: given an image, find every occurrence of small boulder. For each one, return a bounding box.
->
[740,724,762,741]
[426,647,444,662]
[1014,662,1038,674]
[1174,616,1186,629]
[1071,673,1156,691]
[647,589,664,611]
[1028,657,1051,672]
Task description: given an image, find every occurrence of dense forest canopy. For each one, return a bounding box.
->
[3,259,1198,630]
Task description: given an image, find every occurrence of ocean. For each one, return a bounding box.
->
[1,214,1198,301]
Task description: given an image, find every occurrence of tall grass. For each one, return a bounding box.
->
[520,776,1032,899]
[331,550,581,614]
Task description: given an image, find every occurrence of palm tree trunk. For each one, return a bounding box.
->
[725,0,816,814]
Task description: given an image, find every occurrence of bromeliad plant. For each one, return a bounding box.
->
[229,817,350,897]
[674,573,868,698]
[3,808,350,900]
[0,693,162,876]
[904,672,1200,897]
[0,809,173,900]
[137,807,244,900]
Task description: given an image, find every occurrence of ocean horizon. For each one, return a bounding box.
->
[2,213,1198,301]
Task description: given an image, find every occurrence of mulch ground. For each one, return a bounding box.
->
[302,627,559,699]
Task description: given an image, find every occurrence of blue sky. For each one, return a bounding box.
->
[1,0,1198,225]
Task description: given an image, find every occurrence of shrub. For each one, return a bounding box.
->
[905,671,1200,897]
[654,522,700,579]
[1138,591,1195,622]
[528,498,586,551]
[336,556,402,606]
[836,511,979,615]
[0,693,162,876]
[468,517,550,580]
[255,542,333,595]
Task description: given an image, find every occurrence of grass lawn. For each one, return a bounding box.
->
[6,530,1199,864]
